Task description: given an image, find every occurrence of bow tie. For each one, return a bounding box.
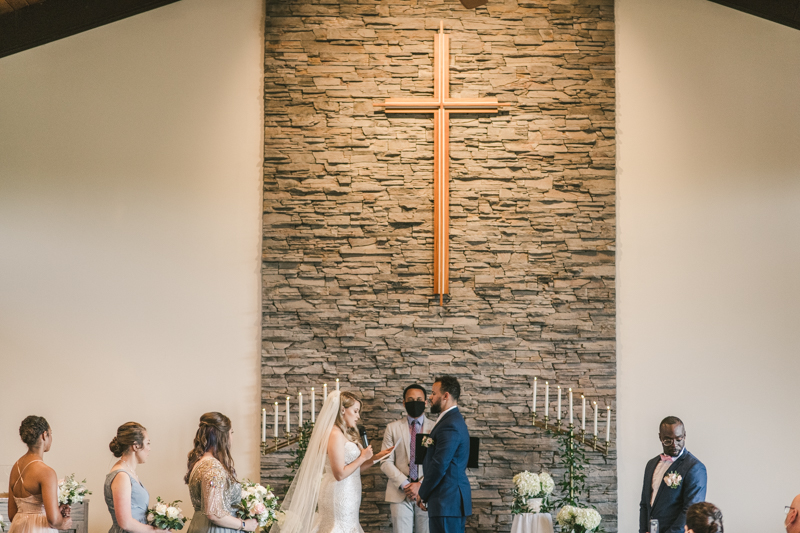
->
[659,454,676,463]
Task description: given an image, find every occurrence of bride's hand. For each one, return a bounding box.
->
[372,446,395,462]
[360,445,374,462]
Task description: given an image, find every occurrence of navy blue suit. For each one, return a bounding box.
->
[418,407,472,533]
[639,449,707,533]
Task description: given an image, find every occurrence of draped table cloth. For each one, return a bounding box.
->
[510,513,554,533]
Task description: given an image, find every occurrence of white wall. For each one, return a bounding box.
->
[0,1,264,532]
[617,0,800,531]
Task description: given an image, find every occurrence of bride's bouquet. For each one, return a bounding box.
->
[234,481,279,529]
[146,498,188,530]
[57,474,92,505]
[511,471,555,514]
[1,512,7,532]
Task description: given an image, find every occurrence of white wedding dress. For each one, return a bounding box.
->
[313,440,363,533]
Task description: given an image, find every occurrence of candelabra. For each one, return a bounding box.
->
[261,421,314,456]
[532,413,611,456]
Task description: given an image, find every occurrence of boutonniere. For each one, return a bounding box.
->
[664,471,682,489]
[421,436,434,448]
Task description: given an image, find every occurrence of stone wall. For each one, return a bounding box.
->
[261,1,616,531]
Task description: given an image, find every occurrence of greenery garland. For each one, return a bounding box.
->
[284,420,314,484]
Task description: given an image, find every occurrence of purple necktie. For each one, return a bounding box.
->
[409,420,419,481]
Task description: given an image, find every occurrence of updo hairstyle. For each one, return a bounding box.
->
[686,502,723,533]
[19,416,50,447]
[109,422,147,457]
[334,391,362,445]
[185,412,237,484]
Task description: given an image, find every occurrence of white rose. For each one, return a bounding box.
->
[147,513,155,523]
[166,507,180,520]
[155,503,168,515]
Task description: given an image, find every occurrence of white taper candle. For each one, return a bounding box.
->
[581,395,586,431]
[324,383,327,399]
[593,401,598,436]
[545,381,549,418]
[286,396,290,433]
[569,388,573,425]
[533,377,537,414]
[299,392,303,426]
[261,408,266,443]
[606,407,611,442]
[336,378,340,392]
[311,387,316,423]
[274,402,279,438]
[557,386,562,420]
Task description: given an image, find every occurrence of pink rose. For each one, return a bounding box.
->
[252,503,267,516]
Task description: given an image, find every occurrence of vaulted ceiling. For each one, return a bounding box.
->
[0,0,180,58]
[709,0,800,30]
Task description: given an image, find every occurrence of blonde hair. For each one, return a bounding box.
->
[334,391,361,445]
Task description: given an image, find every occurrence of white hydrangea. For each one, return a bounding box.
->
[539,472,555,495]
[512,471,541,498]
[575,508,601,530]
[557,505,578,527]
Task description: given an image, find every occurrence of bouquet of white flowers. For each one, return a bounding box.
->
[556,505,602,533]
[57,474,91,505]
[1,513,7,532]
[234,481,279,530]
[511,471,555,514]
[146,498,187,530]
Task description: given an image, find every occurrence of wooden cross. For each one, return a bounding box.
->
[376,22,509,305]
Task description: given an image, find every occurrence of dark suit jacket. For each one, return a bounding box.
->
[418,407,472,518]
[639,449,707,533]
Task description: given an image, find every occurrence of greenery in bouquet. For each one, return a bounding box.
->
[284,420,314,485]
[57,474,91,505]
[1,513,6,532]
[511,471,555,514]
[146,497,187,530]
[234,481,279,529]
[556,505,601,533]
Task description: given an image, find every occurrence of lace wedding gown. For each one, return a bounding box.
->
[313,440,363,533]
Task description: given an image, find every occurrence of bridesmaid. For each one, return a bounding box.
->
[7,416,73,533]
[184,413,257,533]
[105,422,160,533]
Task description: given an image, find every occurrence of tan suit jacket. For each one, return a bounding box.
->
[380,415,435,503]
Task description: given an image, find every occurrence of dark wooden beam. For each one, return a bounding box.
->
[0,0,181,59]
[708,0,800,31]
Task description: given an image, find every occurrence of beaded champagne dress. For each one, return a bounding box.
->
[8,461,57,533]
[186,457,242,533]
[313,440,363,533]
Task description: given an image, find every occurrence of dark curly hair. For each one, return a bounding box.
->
[19,416,50,447]
[109,422,147,458]
[185,412,237,484]
[435,375,461,401]
[686,502,723,533]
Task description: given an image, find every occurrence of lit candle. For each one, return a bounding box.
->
[336,378,340,392]
[323,383,328,399]
[569,388,573,425]
[311,387,316,423]
[274,402,278,438]
[544,382,549,418]
[532,377,537,414]
[581,395,586,431]
[557,386,562,420]
[299,392,303,426]
[261,408,266,443]
[606,407,611,442]
[286,396,291,433]
[593,401,598,436]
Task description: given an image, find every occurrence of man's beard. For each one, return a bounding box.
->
[430,399,442,414]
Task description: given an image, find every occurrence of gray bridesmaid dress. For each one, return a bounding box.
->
[104,470,150,533]
[186,457,242,533]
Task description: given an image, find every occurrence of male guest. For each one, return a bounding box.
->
[381,384,436,533]
[417,376,472,533]
[785,494,800,533]
[639,416,707,533]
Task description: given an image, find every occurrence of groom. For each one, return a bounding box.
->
[417,376,472,533]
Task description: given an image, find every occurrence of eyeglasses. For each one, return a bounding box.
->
[659,436,685,445]
[786,506,795,515]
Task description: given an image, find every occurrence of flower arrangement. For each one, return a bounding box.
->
[664,471,682,489]
[511,471,555,514]
[421,436,434,448]
[556,505,602,533]
[146,498,187,530]
[234,481,279,529]
[57,474,91,505]
[1,513,6,532]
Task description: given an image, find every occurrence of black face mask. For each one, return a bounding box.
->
[405,400,426,418]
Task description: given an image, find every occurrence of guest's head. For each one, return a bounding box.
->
[20,415,51,452]
[185,412,236,483]
[403,384,427,418]
[431,376,460,414]
[785,494,800,533]
[659,416,685,457]
[335,391,362,443]
[110,422,150,463]
[685,502,723,533]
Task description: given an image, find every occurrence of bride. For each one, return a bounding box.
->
[270,391,393,533]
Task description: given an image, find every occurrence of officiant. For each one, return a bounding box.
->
[380,384,436,533]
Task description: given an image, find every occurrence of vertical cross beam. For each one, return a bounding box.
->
[377,22,509,305]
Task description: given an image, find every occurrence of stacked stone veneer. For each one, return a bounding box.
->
[261,1,615,531]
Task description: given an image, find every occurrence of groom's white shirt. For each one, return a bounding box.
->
[381,414,435,503]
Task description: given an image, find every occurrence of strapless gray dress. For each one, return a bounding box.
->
[104,470,150,533]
